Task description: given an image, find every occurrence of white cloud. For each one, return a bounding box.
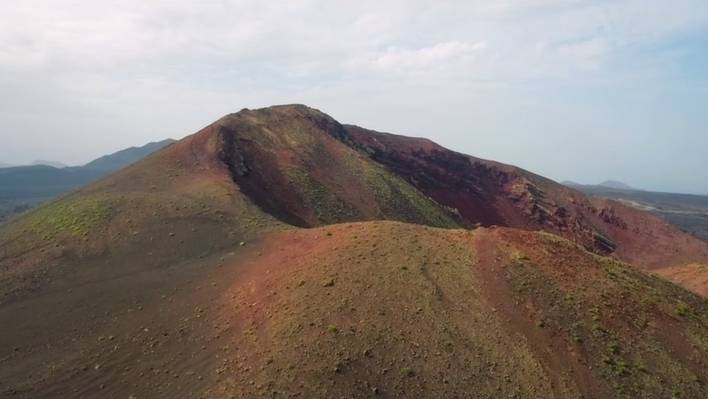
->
[1,1,706,80]
[373,41,487,70]
[553,37,610,70]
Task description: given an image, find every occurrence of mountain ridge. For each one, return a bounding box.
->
[83,139,176,171]
[3,105,706,290]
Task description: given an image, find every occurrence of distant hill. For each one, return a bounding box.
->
[598,180,634,190]
[1,160,69,169]
[0,139,175,222]
[83,139,175,172]
[563,180,635,191]
[32,160,68,169]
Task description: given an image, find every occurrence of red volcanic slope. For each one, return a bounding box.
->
[76,103,708,276]
[146,104,708,273]
[344,124,708,270]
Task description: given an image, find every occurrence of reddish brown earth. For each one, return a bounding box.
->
[208,223,708,398]
[2,223,707,398]
[344,124,708,270]
[654,263,708,298]
[1,104,708,398]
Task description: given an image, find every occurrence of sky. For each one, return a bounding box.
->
[1,1,707,194]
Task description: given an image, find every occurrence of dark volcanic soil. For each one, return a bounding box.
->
[0,216,250,398]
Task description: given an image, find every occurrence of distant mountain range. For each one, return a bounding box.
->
[0,139,175,222]
[32,160,68,169]
[562,180,636,191]
[82,140,176,172]
[1,160,69,169]
[597,180,634,190]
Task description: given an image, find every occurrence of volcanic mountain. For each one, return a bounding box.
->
[1,105,708,398]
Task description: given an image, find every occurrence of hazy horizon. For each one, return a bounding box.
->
[1,1,707,194]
